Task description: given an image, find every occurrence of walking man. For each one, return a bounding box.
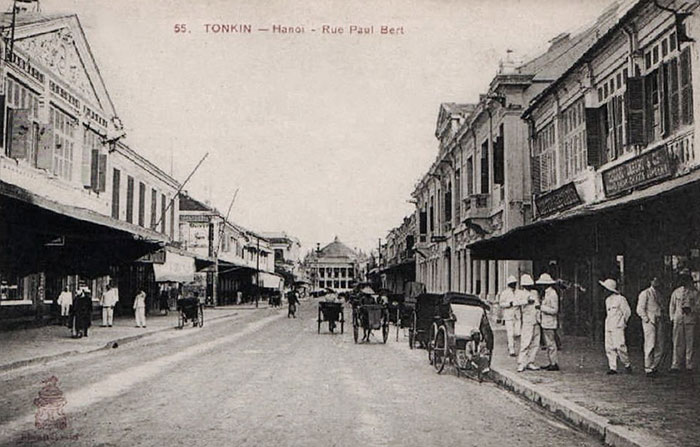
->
[134,290,147,328]
[670,272,698,372]
[517,274,541,372]
[57,287,73,326]
[101,283,119,327]
[537,273,560,371]
[499,275,523,357]
[637,277,665,376]
[601,278,632,375]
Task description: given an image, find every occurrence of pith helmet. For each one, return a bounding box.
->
[520,274,534,287]
[536,273,556,285]
[506,275,517,285]
[598,278,619,294]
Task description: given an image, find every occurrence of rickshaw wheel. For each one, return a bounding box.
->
[177,312,184,330]
[197,304,204,328]
[434,326,448,374]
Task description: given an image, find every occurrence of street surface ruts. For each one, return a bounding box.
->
[0,300,602,446]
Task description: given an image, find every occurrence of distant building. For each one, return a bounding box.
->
[260,232,304,286]
[378,214,416,294]
[304,237,359,292]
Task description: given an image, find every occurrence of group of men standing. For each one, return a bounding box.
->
[499,273,560,373]
[500,270,699,377]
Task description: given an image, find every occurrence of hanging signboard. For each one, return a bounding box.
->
[602,145,672,197]
[153,252,196,282]
[535,182,582,218]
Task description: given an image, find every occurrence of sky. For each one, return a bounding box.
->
[9,0,615,254]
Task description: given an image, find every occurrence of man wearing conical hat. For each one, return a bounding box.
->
[537,273,560,371]
[517,274,541,372]
[601,278,632,374]
[499,275,524,357]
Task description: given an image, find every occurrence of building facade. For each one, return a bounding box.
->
[471,0,700,341]
[378,214,416,294]
[305,237,359,292]
[410,4,624,310]
[0,11,187,326]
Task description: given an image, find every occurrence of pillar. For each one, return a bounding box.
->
[466,251,473,294]
[479,260,487,298]
[488,260,497,301]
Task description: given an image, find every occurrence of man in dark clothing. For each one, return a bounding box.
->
[72,287,93,338]
[287,291,299,318]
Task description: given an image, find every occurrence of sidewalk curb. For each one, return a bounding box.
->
[490,367,667,447]
[0,310,242,374]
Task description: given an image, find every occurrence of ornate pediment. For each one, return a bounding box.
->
[15,27,100,107]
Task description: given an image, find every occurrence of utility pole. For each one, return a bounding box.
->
[255,236,260,308]
[154,152,209,231]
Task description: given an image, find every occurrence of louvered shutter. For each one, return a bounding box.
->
[625,77,646,146]
[90,149,99,190]
[36,122,53,170]
[0,95,5,151]
[98,154,107,192]
[661,62,670,137]
[585,107,603,168]
[680,47,693,125]
[645,71,656,143]
[8,109,31,160]
[531,154,541,195]
[669,58,680,132]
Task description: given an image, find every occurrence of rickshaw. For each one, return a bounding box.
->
[384,293,405,341]
[408,293,442,349]
[351,295,389,344]
[176,297,204,329]
[317,301,344,333]
[427,293,493,382]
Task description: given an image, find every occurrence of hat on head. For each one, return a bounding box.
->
[598,278,619,294]
[520,274,534,287]
[506,275,517,285]
[536,273,556,285]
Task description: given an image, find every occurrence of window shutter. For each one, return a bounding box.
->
[680,47,693,125]
[419,211,427,234]
[625,77,646,146]
[531,154,541,195]
[36,122,53,170]
[669,58,680,132]
[645,72,655,143]
[90,149,99,190]
[8,109,31,160]
[585,107,603,168]
[661,62,670,137]
[98,154,107,192]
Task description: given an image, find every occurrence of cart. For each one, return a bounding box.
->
[176,297,204,329]
[352,299,389,344]
[318,301,344,334]
[408,293,442,350]
[427,293,493,382]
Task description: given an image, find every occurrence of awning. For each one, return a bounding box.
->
[469,168,700,260]
[258,271,283,289]
[153,251,196,282]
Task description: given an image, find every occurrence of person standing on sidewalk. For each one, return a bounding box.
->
[133,290,147,328]
[600,279,632,375]
[537,273,559,371]
[101,283,119,327]
[517,274,541,372]
[499,275,523,357]
[57,287,73,326]
[637,277,665,376]
[669,272,698,372]
[73,287,92,338]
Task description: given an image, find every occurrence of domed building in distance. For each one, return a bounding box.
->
[304,236,359,292]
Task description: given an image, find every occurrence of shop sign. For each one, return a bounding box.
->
[430,235,447,243]
[180,214,210,223]
[535,182,582,218]
[153,252,196,283]
[602,145,672,197]
[136,248,166,264]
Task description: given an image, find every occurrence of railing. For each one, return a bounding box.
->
[462,193,491,219]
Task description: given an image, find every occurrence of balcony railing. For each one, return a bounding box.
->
[462,193,491,219]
